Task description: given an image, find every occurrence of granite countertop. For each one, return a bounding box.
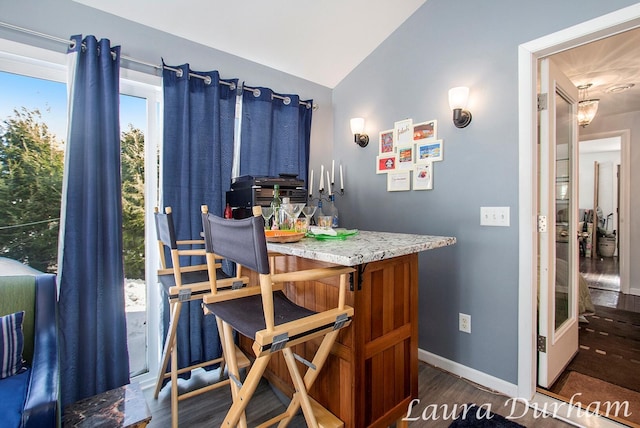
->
[267,230,456,266]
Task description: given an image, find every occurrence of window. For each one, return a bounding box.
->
[0,39,162,385]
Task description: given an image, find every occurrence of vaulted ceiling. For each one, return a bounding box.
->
[74,0,640,120]
[73,0,428,89]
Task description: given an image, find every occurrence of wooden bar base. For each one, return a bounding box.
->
[242,253,419,428]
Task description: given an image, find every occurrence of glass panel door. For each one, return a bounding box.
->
[554,91,573,329]
[537,58,579,388]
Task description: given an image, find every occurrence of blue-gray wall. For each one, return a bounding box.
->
[2,0,638,387]
[332,0,637,384]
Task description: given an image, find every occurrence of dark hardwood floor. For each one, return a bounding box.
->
[143,363,571,427]
[540,253,640,427]
[141,257,637,427]
[580,255,640,312]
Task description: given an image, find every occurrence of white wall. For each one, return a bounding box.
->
[581,111,639,292]
[578,148,620,233]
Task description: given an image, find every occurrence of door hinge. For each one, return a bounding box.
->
[537,215,547,233]
[537,93,548,111]
[537,335,547,353]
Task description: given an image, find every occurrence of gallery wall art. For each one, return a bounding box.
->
[376,118,443,191]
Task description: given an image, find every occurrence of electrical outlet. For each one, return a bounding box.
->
[459,313,471,334]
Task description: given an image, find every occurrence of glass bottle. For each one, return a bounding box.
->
[325,194,339,227]
[314,199,324,225]
[224,203,233,219]
[280,197,291,230]
[270,184,282,230]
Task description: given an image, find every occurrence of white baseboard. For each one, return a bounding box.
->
[419,349,519,398]
[628,287,640,297]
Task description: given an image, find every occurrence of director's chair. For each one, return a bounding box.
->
[153,206,250,428]
[201,212,354,427]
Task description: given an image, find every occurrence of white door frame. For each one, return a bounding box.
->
[517,3,640,400]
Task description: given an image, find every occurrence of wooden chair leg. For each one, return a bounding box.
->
[277,330,340,427]
[221,321,248,428]
[282,347,319,428]
[154,300,180,398]
[396,418,409,427]
[171,326,179,428]
[172,302,186,428]
[222,354,272,427]
[215,317,227,381]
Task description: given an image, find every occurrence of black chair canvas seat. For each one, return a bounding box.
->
[206,290,316,341]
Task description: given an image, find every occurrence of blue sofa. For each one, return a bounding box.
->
[0,261,60,428]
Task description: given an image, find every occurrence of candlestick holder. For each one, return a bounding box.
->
[309,185,344,202]
[329,182,345,197]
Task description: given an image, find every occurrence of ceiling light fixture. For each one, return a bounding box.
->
[577,84,599,128]
[605,83,635,93]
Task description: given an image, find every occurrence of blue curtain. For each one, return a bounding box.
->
[239,86,312,180]
[58,35,129,406]
[162,63,238,378]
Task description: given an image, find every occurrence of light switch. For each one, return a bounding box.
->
[480,207,510,227]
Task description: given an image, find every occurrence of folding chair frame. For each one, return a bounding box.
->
[202,213,354,428]
[153,206,250,428]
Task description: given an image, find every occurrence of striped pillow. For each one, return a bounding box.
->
[0,311,25,379]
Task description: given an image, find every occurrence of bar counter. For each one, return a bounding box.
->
[266,230,456,266]
[245,229,456,428]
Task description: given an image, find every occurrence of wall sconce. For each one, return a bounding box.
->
[448,86,472,128]
[350,117,369,147]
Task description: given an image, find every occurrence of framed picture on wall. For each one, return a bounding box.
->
[394,118,413,146]
[396,145,415,170]
[387,170,411,191]
[415,139,443,163]
[376,153,397,174]
[413,120,437,142]
[379,129,394,154]
[413,163,433,190]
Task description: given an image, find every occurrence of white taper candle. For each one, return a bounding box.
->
[331,160,335,184]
